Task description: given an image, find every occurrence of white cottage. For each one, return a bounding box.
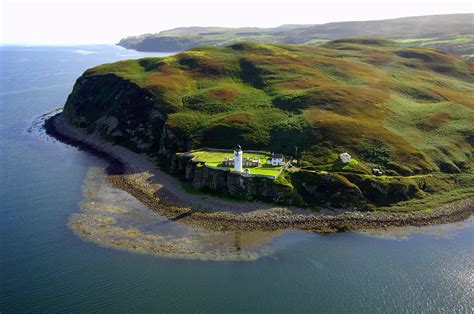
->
[267,153,285,166]
[339,152,352,164]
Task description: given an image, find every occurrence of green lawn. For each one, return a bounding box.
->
[191,150,282,176]
[192,150,269,163]
[245,164,283,176]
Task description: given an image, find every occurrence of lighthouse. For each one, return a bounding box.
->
[233,144,243,172]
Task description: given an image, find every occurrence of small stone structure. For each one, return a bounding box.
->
[339,152,352,164]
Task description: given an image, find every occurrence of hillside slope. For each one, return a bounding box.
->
[283,14,473,40]
[117,14,474,59]
[64,40,473,178]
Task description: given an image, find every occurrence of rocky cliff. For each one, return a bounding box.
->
[170,155,301,205]
[63,73,191,160]
[167,154,472,211]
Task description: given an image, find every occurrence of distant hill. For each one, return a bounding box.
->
[282,14,473,40]
[118,14,474,59]
[117,26,303,52]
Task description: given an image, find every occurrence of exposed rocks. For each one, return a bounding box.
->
[172,158,298,205]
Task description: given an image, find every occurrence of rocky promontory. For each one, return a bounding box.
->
[60,40,473,214]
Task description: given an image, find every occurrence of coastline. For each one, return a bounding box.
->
[46,113,474,232]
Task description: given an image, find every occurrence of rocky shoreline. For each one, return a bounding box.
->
[46,113,474,232]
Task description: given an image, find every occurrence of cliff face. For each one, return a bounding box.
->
[169,155,466,211]
[170,155,300,205]
[63,73,191,159]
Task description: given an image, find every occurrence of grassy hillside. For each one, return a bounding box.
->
[117,14,474,59]
[396,35,474,59]
[65,39,474,179]
[282,14,473,40]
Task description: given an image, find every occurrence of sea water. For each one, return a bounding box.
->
[1,45,473,312]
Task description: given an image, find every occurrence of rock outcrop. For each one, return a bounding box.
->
[171,155,301,206]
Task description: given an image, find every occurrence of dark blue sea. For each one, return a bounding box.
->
[0,45,472,312]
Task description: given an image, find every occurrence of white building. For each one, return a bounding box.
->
[234,144,243,172]
[372,168,383,176]
[267,153,285,166]
[339,152,352,164]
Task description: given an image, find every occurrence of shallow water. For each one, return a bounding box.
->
[1,45,473,312]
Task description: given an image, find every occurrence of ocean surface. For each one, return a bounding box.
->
[0,45,473,312]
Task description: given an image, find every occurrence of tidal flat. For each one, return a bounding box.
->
[69,167,284,261]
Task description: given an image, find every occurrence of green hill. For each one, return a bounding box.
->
[282,14,473,40]
[62,40,474,209]
[117,14,474,60]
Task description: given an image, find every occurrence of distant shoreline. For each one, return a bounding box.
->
[45,113,474,232]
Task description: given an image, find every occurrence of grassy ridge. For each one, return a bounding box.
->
[396,35,474,60]
[72,39,473,178]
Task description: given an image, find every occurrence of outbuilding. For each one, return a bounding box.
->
[267,153,285,166]
[339,152,352,164]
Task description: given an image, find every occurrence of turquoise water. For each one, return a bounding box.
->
[1,45,473,312]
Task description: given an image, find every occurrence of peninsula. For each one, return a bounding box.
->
[48,39,474,231]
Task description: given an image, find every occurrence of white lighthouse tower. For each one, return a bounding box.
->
[233,144,243,172]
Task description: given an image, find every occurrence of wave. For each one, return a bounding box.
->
[74,49,99,55]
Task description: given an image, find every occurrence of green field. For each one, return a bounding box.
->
[191,150,283,176]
